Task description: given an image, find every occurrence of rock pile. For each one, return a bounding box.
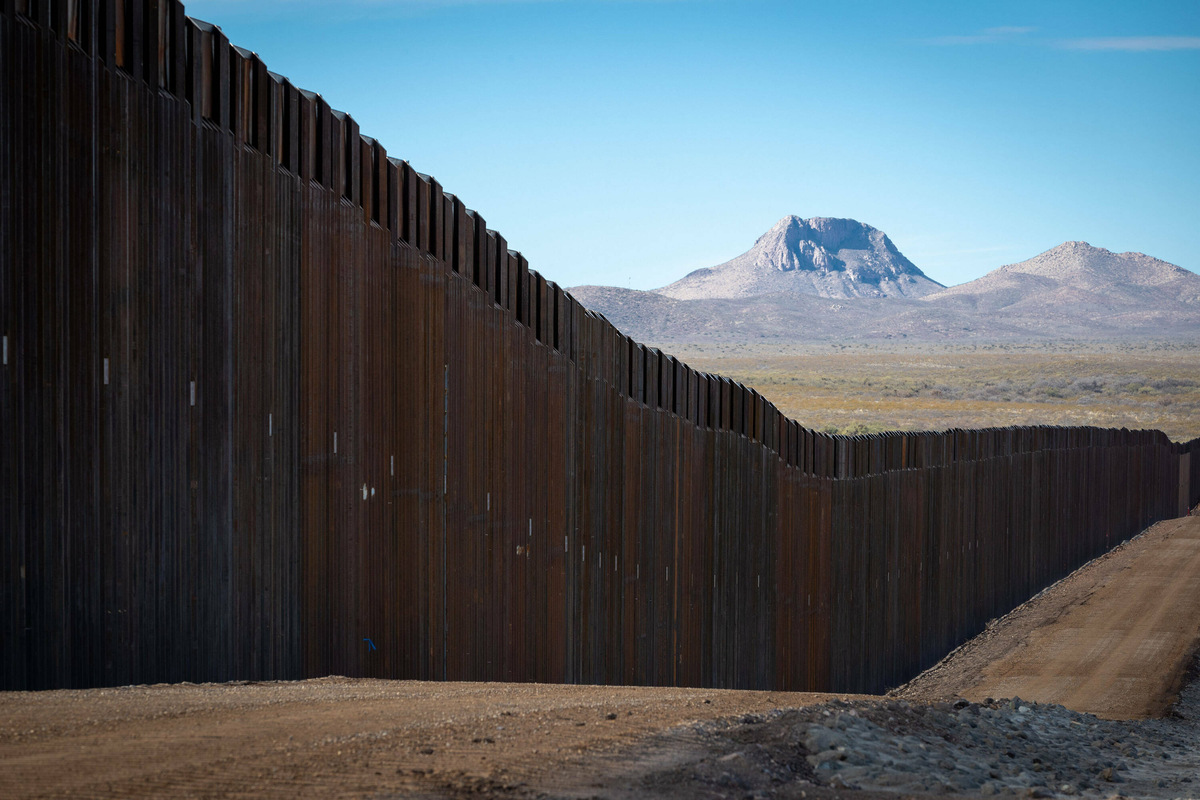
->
[680,670,1200,799]
[796,696,1198,797]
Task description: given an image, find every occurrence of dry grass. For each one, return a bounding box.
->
[664,341,1200,443]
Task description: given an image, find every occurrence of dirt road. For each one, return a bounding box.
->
[0,679,877,799]
[898,514,1200,719]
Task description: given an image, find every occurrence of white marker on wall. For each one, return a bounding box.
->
[333,432,338,454]
[190,381,196,406]
[2,335,7,365]
[103,358,109,385]
[269,413,273,436]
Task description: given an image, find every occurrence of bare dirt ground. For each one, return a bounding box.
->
[4,515,1200,799]
[0,680,876,799]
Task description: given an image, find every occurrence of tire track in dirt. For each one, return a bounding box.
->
[0,679,865,798]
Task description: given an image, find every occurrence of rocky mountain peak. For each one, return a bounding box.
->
[656,216,943,300]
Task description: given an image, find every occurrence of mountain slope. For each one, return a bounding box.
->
[656,216,944,301]
[927,241,1200,314]
[571,241,1200,344]
[568,286,1022,343]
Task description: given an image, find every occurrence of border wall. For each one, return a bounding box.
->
[3,0,1198,692]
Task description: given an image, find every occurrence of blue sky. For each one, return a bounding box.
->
[184,0,1199,289]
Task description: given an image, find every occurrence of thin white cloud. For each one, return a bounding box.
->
[1057,36,1200,52]
[923,28,1200,52]
[923,27,1036,46]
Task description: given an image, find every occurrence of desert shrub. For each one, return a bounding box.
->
[1071,377,1105,393]
[1149,377,1196,392]
[1031,377,1070,398]
[1107,375,1145,392]
[926,384,962,400]
[822,422,890,436]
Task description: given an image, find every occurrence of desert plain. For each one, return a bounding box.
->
[664,341,1200,442]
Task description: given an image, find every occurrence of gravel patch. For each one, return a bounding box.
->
[672,658,1200,799]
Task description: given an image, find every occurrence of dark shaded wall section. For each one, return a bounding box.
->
[3,1,1198,692]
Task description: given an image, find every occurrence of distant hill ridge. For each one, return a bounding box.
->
[571,230,1200,343]
[656,216,944,301]
[929,241,1200,314]
[999,240,1193,286]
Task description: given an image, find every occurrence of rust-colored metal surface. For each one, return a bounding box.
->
[2,1,1198,693]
